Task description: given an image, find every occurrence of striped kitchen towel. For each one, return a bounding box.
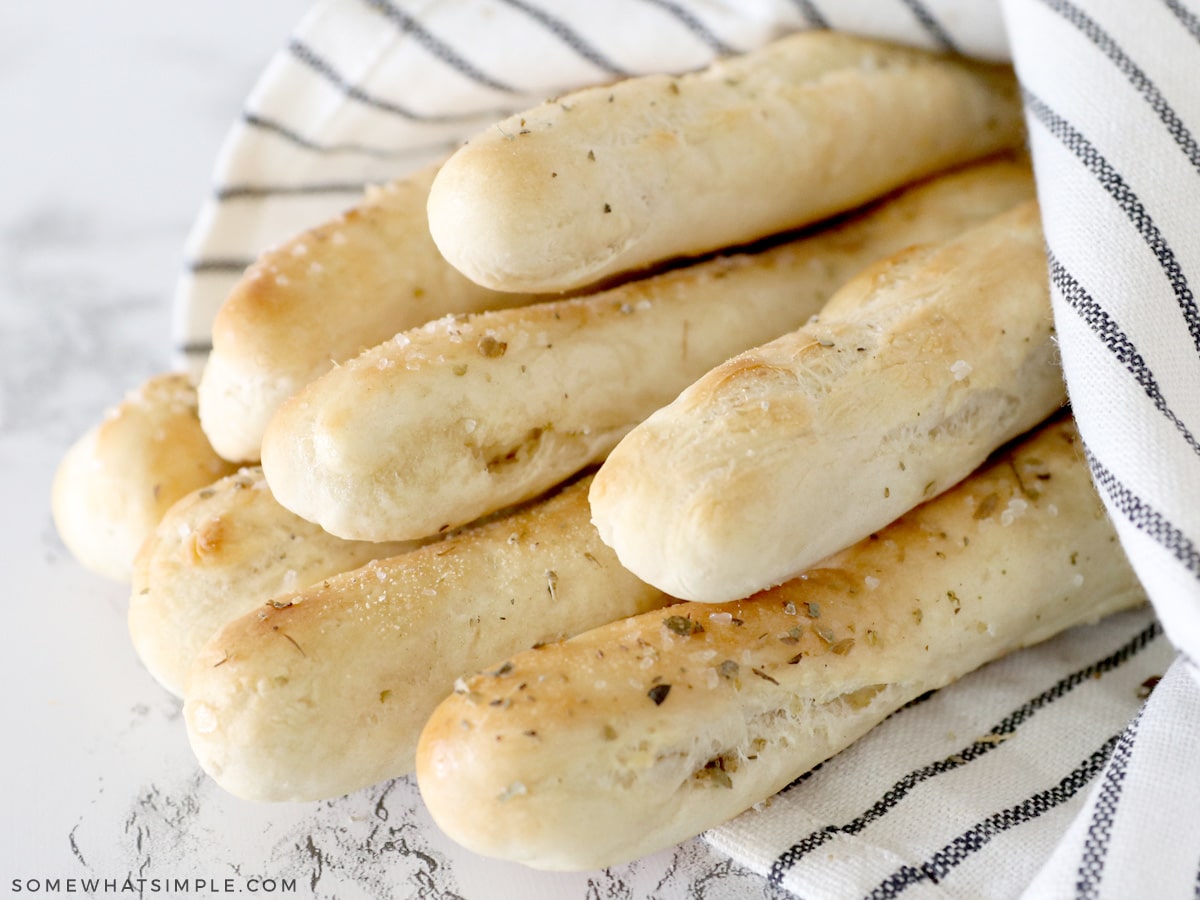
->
[173,1,1200,897]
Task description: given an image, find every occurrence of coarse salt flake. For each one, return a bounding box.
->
[950,360,972,381]
[190,703,217,735]
[1000,497,1028,526]
[498,781,527,802]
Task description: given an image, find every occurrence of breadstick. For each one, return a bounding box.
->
[263,157,1034,542]
[197,162,539,463]
[416,417,1145,871]
[590,201,1064,603]
[183,474,673,802]
[129,467,421,697]
[52,372,239,581]
[427,31,1025,294]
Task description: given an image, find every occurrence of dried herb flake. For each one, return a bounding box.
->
[664,615,703,636]
[751,668,779,685]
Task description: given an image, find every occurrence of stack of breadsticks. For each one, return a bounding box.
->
[53,32,1148,871]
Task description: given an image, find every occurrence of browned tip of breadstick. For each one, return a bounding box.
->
[197,163,540,464]
[427,31,1024,294]
[416,417,1145,871]
[52,372,239,581]
[128,466,420,697]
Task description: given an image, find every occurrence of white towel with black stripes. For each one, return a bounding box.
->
[173,1,1200,897]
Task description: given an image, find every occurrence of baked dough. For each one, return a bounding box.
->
[129,467,420,696]
[427,32,1025,293]
[589,201,1065,603]
[52,372,238,581]
[416,416,1145,871]
[183,474,674,802]
[262,157,1033,542]
[197,162,538,463]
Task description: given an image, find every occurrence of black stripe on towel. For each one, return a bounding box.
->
[1037,0,1200,173]
[767,620,1162,885]
[864,733,1122,899]
[1086,452,1200,579]
[243,111,457,160]
[635,0,738,55]
[789,0,830,29]
[288,40,514,123]
[178,340,214,357]
[1047,251,1200,458]
[187,258,254,275]
[1023,90,1200,355]
[897,0,960,53]
[493,0,630,75]
[1075,705,1145,899]
[215,182,370,201]
[1162,0,1200,44]
[358,0,518,93]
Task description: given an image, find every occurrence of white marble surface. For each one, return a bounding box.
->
[0,3,775,897]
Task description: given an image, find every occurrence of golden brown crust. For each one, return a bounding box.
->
[183,475,674,802]
[52,373,239,581]
[197,163,539,463]
[416,417,1145,870]
[589,201,1065,602]
[427,32,1025,293]
[129,467,420,696]
[262,158,1034,542]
